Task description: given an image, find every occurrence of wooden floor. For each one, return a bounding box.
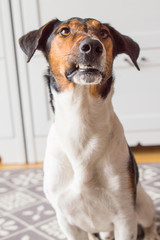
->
[131,146,160,163]
[0,146,160,170]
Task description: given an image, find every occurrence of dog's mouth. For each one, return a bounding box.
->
[65,64,105,85]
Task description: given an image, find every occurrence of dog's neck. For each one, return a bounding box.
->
[52,83,125,186]
[53,84,115,130]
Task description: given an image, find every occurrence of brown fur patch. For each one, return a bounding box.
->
[103,37,114,76]
[67,19,85,32]
[89,85,102,98]
[87,19,101,30]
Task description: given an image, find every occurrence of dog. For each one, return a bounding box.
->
[19,17,159,240]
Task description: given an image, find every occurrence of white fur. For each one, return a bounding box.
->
[43,84,158,240]
[73,71,102,85]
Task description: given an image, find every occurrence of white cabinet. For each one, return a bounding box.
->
[1,0,159,163]
[0,0,26,164]
[111,2,160,146]
[113,49,160,145]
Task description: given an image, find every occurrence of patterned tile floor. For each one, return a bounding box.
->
[0,164,159,240]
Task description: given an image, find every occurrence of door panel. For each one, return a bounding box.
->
[0,0,26,164]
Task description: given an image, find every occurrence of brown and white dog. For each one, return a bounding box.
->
[19,17,159,240]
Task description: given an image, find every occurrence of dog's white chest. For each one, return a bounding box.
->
[56,169,117,233]
[44,86,129,233]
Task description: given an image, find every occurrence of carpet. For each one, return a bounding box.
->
[0,164,160,240]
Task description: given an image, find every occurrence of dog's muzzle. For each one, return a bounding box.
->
[66,38,106,85]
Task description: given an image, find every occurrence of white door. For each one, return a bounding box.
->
[0,0,26,164]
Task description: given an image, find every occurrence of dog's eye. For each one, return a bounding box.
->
[60,27,71,37]
[100,29,108,39]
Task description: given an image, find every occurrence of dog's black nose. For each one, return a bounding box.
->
[79,38,103,58]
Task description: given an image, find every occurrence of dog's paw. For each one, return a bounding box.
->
[99,231,114,240]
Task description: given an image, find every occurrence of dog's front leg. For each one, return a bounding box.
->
[114,213,137,240]
[57,213,89,240]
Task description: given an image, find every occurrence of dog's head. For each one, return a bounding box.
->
[19,17,140,96]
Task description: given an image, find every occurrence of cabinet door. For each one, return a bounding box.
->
[11,0,53,163]
[113,49,160,146]
[0,0,26,164]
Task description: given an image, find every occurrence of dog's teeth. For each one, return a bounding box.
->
[79,64,86,69]
[78,64,95,69]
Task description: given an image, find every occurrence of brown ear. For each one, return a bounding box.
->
[19,19,60,62]
[106,25,140,70]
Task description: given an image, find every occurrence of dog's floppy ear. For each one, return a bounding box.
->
[106,25,140,70]
[19,19,60,62]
